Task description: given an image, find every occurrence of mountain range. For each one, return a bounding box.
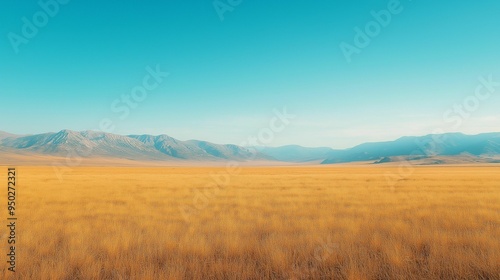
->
[1,130,500,165]
[321,132,500,164]
[0,130,269,163]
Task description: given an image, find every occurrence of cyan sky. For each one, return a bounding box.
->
[1,0,499,148]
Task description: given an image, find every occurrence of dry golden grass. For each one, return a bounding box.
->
[1,165,499,279]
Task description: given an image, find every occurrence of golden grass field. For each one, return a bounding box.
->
[1,165,499,279]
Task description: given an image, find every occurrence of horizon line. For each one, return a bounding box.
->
[2,129,500,151]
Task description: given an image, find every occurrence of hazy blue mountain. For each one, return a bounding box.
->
[322,132,500,164]
[0,131,20,140]
[255,145,335,162]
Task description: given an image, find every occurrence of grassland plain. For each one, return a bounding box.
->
[0,165,499,279]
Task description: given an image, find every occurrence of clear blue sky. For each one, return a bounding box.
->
[1,0,499,148]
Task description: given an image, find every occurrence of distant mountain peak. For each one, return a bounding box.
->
[322,132,500,164]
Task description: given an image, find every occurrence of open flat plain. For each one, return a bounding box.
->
[0,165,499,279]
